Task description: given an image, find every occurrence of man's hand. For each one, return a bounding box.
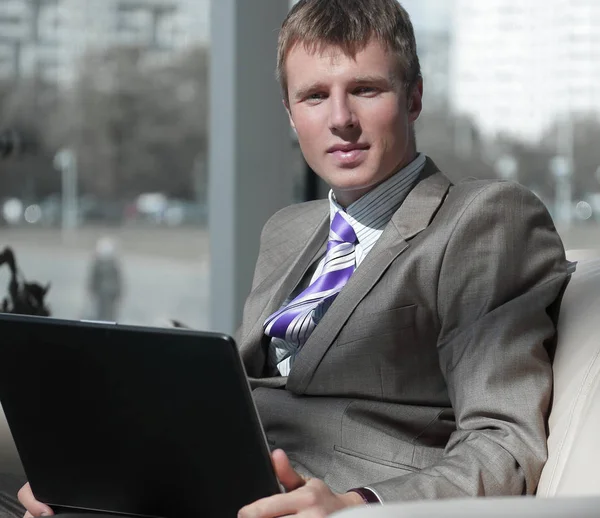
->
[17,482,54,518]
[238,449,364,517]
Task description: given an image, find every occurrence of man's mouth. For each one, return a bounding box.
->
[327,143,370,166]
[327,143,370,154]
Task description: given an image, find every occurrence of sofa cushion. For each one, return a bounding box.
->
[537,250,600,496]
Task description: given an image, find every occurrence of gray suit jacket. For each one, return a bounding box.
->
[236,158,569,502]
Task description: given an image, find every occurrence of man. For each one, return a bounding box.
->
[87,237,123,322]
[16,0,569,517]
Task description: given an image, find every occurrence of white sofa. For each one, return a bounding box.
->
[336,249,600,516]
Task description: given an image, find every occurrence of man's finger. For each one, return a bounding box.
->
[17,483,53,517]
[238,486,318,518]
[271,449,305,492]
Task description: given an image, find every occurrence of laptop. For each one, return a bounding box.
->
[0,313,281,518]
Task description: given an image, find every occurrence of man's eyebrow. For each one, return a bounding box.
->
[351,75,391,85]
[292,82,326,101]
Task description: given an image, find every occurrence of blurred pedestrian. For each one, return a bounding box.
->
[87,236,123,322]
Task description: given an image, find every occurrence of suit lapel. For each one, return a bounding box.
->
[287,159,452,393]
[392,158,453,240]
[240,207,329,377]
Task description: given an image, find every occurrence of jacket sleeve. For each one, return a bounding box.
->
[367,182,569,502]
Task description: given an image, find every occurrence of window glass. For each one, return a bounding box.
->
[404,0,600,251]
[0,0,211,327]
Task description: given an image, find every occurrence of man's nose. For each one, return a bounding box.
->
[328,96,357,131]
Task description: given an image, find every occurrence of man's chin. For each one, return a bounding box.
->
[331,181,380,206]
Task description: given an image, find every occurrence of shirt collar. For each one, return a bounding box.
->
[328,153,426,240]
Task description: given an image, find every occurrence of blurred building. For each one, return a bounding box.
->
[401,0,453,112]
[451,0,600,143]
[0,0,209,85]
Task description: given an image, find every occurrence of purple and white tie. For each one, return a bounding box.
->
[264,211,358,349]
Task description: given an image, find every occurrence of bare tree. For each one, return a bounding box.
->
[51,45,209,200]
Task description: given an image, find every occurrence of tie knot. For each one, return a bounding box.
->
[330,212,357,245]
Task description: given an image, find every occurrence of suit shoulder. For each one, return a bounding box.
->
[445,179,549,216]
[261,199,329,239]
[268,199,329,221]
[437,179,564,263]
[449,178,537,198]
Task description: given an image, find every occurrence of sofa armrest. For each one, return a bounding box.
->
[332,496,600,518]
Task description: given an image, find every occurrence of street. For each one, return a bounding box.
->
[0,222,598,332]
[0,225,210,330]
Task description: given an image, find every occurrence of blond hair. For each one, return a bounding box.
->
[277,0,421,101]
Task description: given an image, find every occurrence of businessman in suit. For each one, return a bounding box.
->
[234,0,568,515]
[17,0,569,517]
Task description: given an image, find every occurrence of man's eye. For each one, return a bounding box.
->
[306,93,326,101]
[354,86,378,95]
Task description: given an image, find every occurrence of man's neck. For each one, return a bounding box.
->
[332,151,419,208]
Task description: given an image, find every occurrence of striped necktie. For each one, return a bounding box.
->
[264,211,358,349]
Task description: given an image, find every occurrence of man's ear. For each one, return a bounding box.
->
[282,98,297,132]
[407,77,423,124]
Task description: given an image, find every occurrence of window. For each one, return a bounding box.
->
[0,0,211,328]
[441,0,600,237]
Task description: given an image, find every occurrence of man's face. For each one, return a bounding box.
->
[284,39,423,207]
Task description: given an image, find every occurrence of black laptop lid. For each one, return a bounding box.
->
[0,313,280,518]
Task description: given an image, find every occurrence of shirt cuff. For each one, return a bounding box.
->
[348,486,382,504]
